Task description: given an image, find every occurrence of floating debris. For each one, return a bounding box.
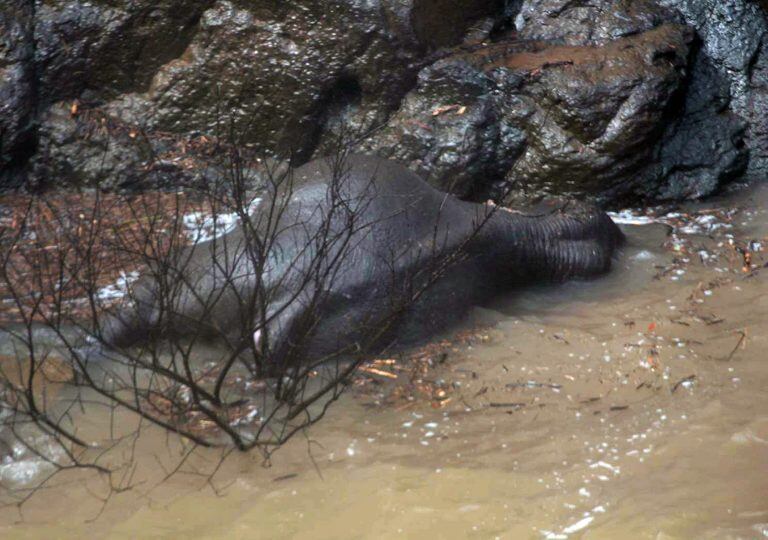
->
[672,375,696,393]
[506,381,563,390]
[489,402,526,409]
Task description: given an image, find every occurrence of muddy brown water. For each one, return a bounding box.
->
[2,183,768,539]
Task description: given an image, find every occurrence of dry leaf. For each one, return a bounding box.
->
[431,104,460,116]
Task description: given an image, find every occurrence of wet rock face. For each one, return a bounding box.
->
[411,0,505,49]
[105,0,504,163]
[515,0,680,46]
[1,0,767,204]
[34,0,214,102]
[505,24,695,203]
[359,58,527,198]
[654,48,748,200]
[0,2,36,183]
[31,103,236,190]
[656,0,768,177]
[105,0,419,162]
[364,22,702,202]
[31,104,155,190]
[364,0,762,203]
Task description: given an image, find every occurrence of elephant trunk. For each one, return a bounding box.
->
[481,201,624,284]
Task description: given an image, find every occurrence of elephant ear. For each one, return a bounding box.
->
[254,292,318,373]
[97,277,163,349]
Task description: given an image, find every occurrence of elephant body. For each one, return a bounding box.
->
[101,155,624,367]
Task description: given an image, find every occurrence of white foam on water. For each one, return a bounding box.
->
[608,210,655,226]
[562,515,595,534]
[182,197,262,244]
[96,270,140,301]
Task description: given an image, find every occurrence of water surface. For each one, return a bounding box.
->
[3,184,768,539]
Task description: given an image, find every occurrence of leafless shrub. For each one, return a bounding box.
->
[0,116,499,511]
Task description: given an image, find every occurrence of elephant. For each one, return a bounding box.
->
[98,154,624,371]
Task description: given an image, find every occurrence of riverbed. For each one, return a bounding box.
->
[2,182,768,539]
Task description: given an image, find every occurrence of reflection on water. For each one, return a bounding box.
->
[2,183,768,539]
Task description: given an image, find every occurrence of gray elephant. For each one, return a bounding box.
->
[99,155,624,372]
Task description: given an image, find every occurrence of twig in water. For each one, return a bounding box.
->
[723,330,748,361]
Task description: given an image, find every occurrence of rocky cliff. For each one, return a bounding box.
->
[1,0,766,204]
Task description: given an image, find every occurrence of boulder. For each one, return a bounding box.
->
[359,57,527,198]
[514,0,679,45]
[31,103,225,190]
[363,23,702,203]
[507,24,694,203]
[362,0,758,203]
[653,48,748,200]
[656,0,768,176]
[104,0,502,162]
[31,103,162,190]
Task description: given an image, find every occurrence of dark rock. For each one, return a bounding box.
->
[363,23,698,203]
[653,48,748,200]
[31,103,156,190]
[105,0,502,162]
[2,0,766,202]
[34,0,214,102]
[0,0,562,191]
[9,0,503,189]
[30,101,299,191]
[657,0,768,176]
[0,2,36,184]
[359,58,527,198]
[515,0,679,46]
[508,24,693,203]
[748,41,768,177]
[364,0,763,203]
[30,103,222,190]
[411,0,505,49]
